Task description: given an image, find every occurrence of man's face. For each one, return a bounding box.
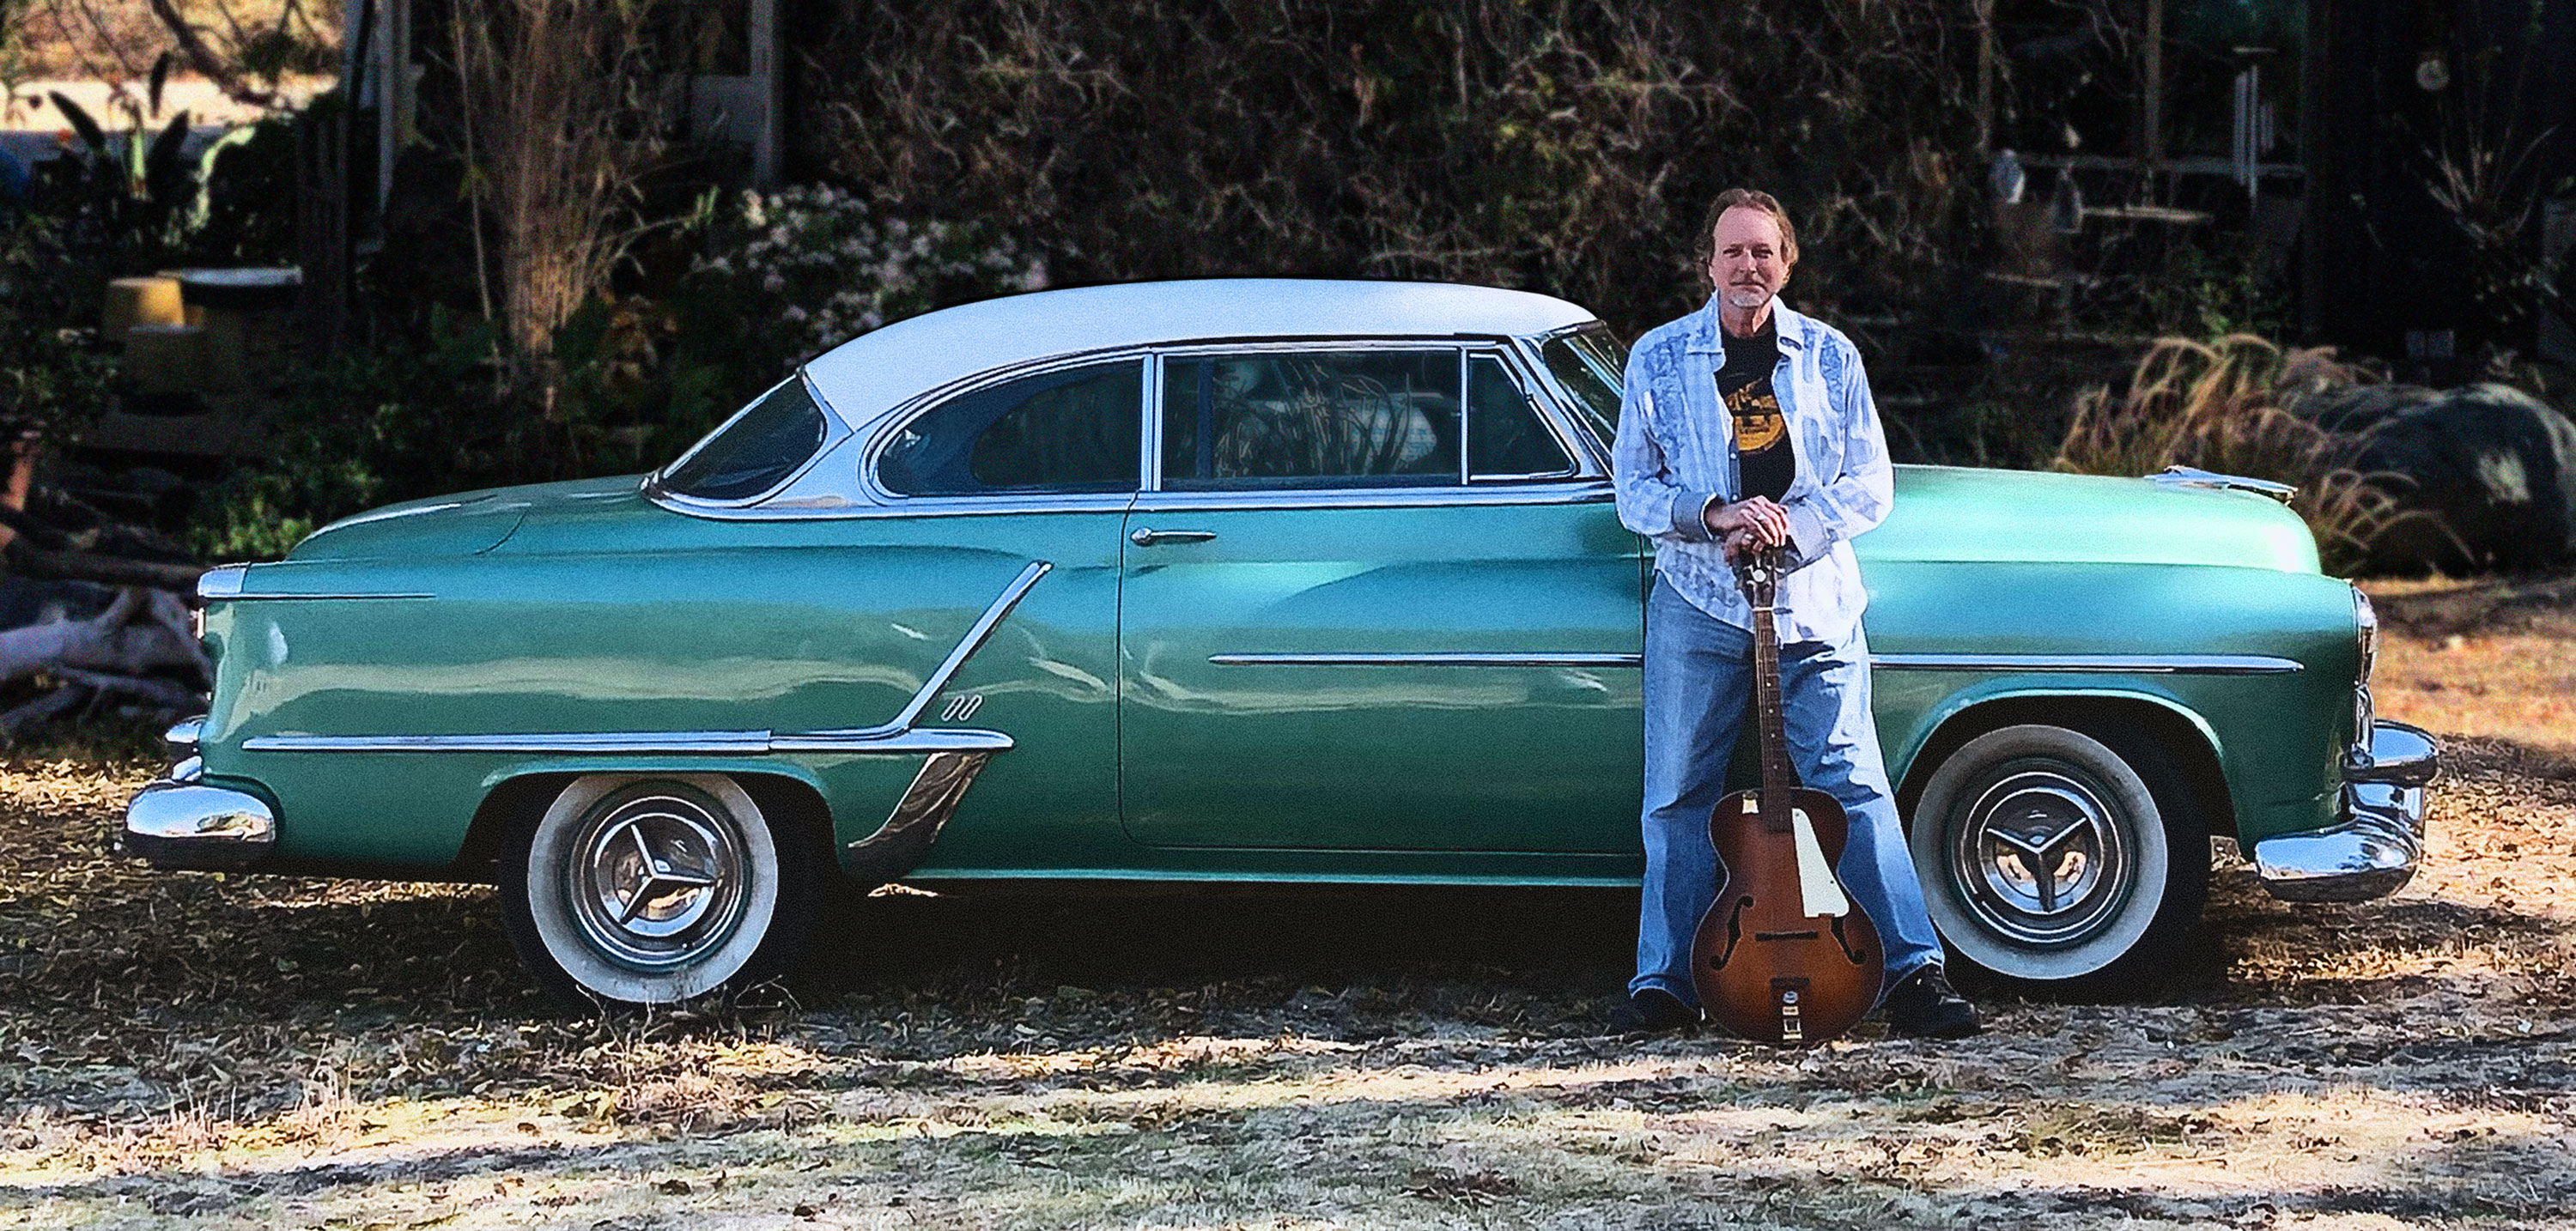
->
[1707,206,1794,312]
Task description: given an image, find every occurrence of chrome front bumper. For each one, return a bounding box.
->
[118,717,276,871]
[2254,720,2438,902]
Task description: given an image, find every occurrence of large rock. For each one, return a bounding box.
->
[2295,382,2576,574]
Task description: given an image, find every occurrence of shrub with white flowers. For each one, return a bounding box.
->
[690,184,1048,364]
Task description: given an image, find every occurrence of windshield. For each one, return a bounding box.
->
[659,375,831,501]
[1538,324,1627,446]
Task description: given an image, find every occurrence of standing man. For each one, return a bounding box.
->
[1611,188,1979,1039]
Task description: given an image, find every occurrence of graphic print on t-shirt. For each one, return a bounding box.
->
[1718,321,1793,503]
[1728,385,1784,452]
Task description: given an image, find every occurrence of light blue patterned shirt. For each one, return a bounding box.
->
[1611,297,1893,644]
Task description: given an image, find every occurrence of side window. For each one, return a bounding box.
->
[1467,355,1574,480]
[660,375,829,501]
[1539,325,1626,445]
[1161,350,1460,489]
[878,361,1143,496]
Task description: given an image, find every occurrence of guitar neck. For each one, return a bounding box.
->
[1752,565,1796,828]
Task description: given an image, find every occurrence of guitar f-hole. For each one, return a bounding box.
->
[1829,913,1874,967]
[1706,896,1752,971]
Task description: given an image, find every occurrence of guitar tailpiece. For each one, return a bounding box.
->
[1772,977,1809,1045]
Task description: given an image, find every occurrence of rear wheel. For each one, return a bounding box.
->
[1909,725,2208,986]
[498,773,817,1008]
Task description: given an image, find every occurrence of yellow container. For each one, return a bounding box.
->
[103,276,185,339]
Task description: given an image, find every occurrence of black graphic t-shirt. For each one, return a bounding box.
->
[1718,321,1793,503]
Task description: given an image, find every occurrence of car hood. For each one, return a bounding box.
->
[289,476,643,562]
[1865,466,2321,573]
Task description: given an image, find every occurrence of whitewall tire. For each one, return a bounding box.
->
[499,773,802,1007]
[1910,725,2207,985]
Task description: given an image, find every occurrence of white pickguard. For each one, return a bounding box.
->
[1791,809,1853,919]
[1741,797,1855,919]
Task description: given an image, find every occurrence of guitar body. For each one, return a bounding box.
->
[1692,785,1884,1044]
[1685,548,1886,1046]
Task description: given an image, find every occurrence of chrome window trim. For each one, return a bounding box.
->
[1145,337,1601,491]
[646,330,1608,521]
[1456,347,1471,482]
[647,370,853,515]
[1467,348,1583,482]
[240,561,1051,758]
[1143,350,1167,496]
[860,349,1156,505]
[1145,339,1471,494]
[1129,479,1614,514]
[1211,652,1641,668]
[1519,323,1624,470]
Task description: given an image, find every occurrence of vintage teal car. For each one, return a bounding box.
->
[123,280,2437,1006]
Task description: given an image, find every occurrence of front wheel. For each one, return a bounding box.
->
[1909,725,2208,985]
[499,773,815,1008]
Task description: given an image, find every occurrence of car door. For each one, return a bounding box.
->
[844,353,1146,872]
[1118,342,1646,852]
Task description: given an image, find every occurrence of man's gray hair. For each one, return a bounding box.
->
[1694,188,1800,283]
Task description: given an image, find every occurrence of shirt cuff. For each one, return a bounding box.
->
[1672,491,1722,543]
[1783,501,1831,561]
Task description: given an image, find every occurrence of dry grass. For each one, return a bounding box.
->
[2055,335,2447,575]
[4,619,2576,1225]
[447,0,665,367]
[2365,572,2576,760]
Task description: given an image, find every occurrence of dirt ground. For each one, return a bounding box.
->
[2,576,2573,1229]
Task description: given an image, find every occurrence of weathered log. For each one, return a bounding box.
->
[0,587,205,688]
[0,683,91,742]
[52,667,199,711]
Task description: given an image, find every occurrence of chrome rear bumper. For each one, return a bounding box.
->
[118,716,276,871]
[2254,720,2438,902]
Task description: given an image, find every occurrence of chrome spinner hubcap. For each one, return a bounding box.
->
[568,789,748,972]
[1950,767,2132,948]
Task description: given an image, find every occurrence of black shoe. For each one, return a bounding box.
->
[1884,964,1982,1039]
[1609,986,1700,1033]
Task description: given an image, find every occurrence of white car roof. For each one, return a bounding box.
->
[800,279,1598,431]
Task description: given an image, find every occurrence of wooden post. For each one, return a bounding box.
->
[1976,0,1996,156]
[750,0,780,185]
[2142,0,2166,198]
[2300,0,2330,342]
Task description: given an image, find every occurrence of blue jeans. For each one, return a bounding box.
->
[1632,574,1945,1004]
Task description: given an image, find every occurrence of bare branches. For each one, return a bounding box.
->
[811,0,1984,337]
[144,0,277,109]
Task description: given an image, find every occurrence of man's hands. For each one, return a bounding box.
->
[1705,496,1790,561]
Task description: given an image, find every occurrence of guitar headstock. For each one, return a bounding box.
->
[1732,546,1783,609]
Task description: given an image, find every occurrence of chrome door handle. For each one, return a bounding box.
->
[1130,527,1218,547]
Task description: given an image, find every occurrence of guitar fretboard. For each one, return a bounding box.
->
[1748,555,1798,833]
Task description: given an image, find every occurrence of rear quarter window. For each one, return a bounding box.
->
[659,377,831,501]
